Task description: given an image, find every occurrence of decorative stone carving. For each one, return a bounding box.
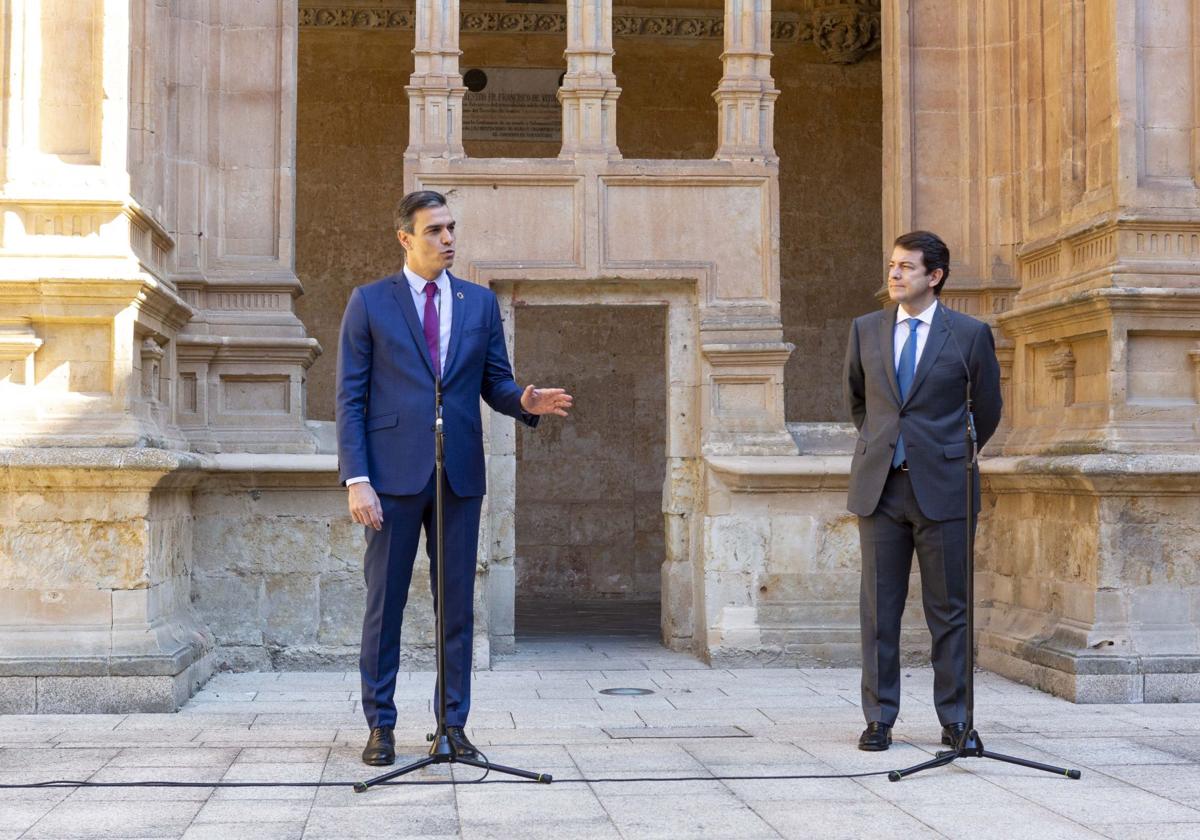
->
[298,2,879,62]
[614,14,721,39]
[299,7,413,28]
[1191,346,1200,405]
[1046,344,1076,408]
[140,338,165,403]
[0,321,42,387]
[462,10,566,33]
[807,1,880,65]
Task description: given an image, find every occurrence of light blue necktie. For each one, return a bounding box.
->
[892,317,920,468]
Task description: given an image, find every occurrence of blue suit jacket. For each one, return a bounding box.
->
[335,271,536,497]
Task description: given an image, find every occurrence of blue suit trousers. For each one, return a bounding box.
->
[359,470,482,729]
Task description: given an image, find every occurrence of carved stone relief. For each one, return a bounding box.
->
[1046,344,1076,408]
[298,1,881,63]
[804,1,881,64]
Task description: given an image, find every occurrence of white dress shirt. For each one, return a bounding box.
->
[894,299,938,372]
[346,265,453,487]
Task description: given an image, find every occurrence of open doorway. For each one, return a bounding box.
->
[513,304,667,641]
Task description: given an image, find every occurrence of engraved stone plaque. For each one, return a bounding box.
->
[462,67,562,142]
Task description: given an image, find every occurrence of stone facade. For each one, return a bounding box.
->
[3,0,1199,711]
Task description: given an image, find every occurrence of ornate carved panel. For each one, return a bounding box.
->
[298,1,881,62]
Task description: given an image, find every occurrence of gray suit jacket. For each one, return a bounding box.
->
[844,302,1002,522]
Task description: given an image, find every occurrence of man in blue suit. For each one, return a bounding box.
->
[336,190,572,766]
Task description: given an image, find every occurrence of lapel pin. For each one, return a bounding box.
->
[456,291,464,299]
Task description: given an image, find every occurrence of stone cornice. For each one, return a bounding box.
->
[701,342,794,367]
[298,1,881,63]
[705,455,851,492]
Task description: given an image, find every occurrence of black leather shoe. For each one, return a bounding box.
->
[446,726,478,759]
[941,722,967,747]
[858,721,892,751]
[362,726,395,766]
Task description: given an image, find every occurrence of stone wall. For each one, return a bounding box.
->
[189,467,482,672]
[514,305,667,602]
[701,454,933,666]
[776,53,883,423]
[294,25,415,424]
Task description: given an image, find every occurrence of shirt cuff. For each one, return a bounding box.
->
[345,476,371,486]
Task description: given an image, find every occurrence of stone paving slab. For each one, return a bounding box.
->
[3,646,1200,839]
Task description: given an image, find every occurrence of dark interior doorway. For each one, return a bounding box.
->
[513,304,667,639]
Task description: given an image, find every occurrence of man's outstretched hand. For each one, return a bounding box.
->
[520,385,573,417]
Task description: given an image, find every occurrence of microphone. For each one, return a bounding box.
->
[434,375,443,432]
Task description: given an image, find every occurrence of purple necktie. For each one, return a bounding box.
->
[423,281,440,377]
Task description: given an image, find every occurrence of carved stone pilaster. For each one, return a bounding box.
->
[406,0,467,160]
[559,0,621,160]
[701,342,797,455]
[714,0,779,162]
[1190,346,1200,405]
[1046,344,1076,408]
[140,338,166,403]
[0,320,41,387]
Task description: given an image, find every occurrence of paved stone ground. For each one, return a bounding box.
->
[3,637,1200,839]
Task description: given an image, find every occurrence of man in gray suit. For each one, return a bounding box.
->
[843,230,1002,751]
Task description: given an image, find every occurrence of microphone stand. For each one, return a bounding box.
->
[889,332,1081,783]
[355,376,552,792]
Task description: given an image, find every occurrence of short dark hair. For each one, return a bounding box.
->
[893,230,950,295]
[395,190,448,233]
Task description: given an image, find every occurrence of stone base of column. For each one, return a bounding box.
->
[977,622,1200,704]
[0,639,215,714]
[978,455,1200,703]
[0,449,215,713]
[177,335,321,455]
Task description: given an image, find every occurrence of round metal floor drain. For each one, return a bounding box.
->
[599,687,655,696]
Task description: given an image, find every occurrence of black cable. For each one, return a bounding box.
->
[0,769,894,789]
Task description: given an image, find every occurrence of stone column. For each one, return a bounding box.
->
[173,0,320,455]
[0,0,213,712]
[0,0,190,449]
[885,0,1200,701]
[980,0,1200,702]
[713,0,778,162]
[880,0,1019,339]
[405,0,466,161]
[558,0,621,160]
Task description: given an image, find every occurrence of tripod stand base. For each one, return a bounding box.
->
[888,729,1081,782]
[353,733,553,792]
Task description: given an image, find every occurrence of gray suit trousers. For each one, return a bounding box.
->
[859,467,970,727]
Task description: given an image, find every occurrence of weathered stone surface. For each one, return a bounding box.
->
[36,676,181,714]
[0,677,36,713]
[514,306,667,603]
[317,575,365,647]
[191,574,264,647]
[263,574,320,646]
